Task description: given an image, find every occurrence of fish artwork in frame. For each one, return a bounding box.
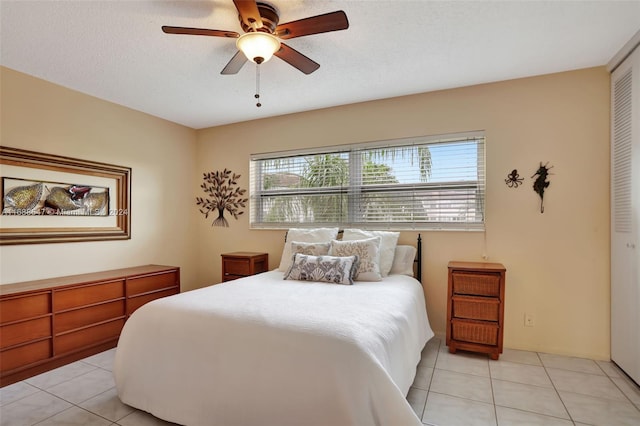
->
[0,146,131,245]
[3,178,110,216]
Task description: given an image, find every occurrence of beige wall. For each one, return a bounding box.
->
[0,67,200,290]
[0,65,611,360]
[196,67,611,360]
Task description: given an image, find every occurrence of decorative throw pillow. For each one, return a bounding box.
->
[343,229,399,277]
[389,245,417,277]
[329,237,382,281]
[278,228,339,272]
[289,241,331,257]
[284,254,358,285]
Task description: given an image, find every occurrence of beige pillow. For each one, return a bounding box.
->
[278,228,339,272]
[343,229,399,277]
[289,241,331,257]
[329,237,382,281]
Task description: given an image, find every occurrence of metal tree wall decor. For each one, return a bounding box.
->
[196,169,248,227]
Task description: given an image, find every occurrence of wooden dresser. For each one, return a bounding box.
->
[221,252,268,282]
[0,264,179,386]
[446,261,506,360]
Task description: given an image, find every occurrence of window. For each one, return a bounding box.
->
[250,132,485,230]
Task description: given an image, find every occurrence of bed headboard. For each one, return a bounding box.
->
[284,231,423,283]
[416,234,422,283]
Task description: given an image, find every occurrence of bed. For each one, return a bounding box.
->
[114,230,433,426]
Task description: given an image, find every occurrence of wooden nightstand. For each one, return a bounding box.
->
[446,261,506,360]
[221,252,269,282]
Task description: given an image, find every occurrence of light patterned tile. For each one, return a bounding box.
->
[612,376,640,408]
[546,367,627,401]
[79,387,136,422]
[492,379,569,419]
[495,406,574,426]
[25,361,97,390]
[489,360,552,388]
[498,348,542,366]
[117,410,180,425]
[435,348,490,377]
[425,336,442,349]
[0,381,40,406]
[83,348,116,371]
[421,337,441,368]
[430,369,492,403]
[8,339,640,426]
[412,365,434,390]
[0,390,71,426]
[597,360,623,378]
[34,406,113,426]
[422,392,496,426]
[559,390,640,426]
[47,368,115,404]
[538,353,604,375]
[406,387,427,418]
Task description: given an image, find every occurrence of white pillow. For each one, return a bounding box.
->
[389,245,417,277]
[278,228,339,272]
[343,229,399,276]
[284,254,358,285]
[329,237,382,281]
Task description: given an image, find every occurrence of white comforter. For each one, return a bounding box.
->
[114,271,433,426]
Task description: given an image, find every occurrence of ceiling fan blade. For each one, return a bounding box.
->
[233,0,263,29]
[275,11,348,40]
[221,51,248,75]
[162,26,239,38]
[275,43,320,75]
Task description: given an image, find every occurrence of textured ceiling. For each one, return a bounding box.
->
[1,1,639,129]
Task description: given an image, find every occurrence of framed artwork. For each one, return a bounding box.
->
[0,146,131,245]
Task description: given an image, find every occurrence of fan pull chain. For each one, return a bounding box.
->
[255,63,262,107]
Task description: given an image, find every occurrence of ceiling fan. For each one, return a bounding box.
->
[162,0,349,75]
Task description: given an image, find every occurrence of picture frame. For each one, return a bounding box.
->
[0,146,131,245]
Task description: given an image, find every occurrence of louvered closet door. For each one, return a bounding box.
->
[611,45,640,385]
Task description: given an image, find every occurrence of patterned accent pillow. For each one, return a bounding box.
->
[290,241,331,257]
[343,229,400,277]
[284,254,358,285]
[329,237,382,281]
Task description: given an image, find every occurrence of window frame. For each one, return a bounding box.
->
[250,131,485,231]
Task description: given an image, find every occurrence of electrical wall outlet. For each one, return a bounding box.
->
[524,313,536,327]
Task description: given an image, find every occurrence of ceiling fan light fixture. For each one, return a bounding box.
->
[236,32,281,64]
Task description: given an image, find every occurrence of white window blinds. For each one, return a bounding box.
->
[250,132,485,230]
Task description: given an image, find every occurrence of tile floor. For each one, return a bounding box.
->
[408,337,640,426]
[1,337,639,425]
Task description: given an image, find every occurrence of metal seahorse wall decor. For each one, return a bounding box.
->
[532,162,553,213]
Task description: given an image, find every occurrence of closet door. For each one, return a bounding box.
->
[611,45,640,384]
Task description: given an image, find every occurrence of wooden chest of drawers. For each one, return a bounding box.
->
[0,265,179,386]
[222,252,268,282]
[446,261,506,360]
